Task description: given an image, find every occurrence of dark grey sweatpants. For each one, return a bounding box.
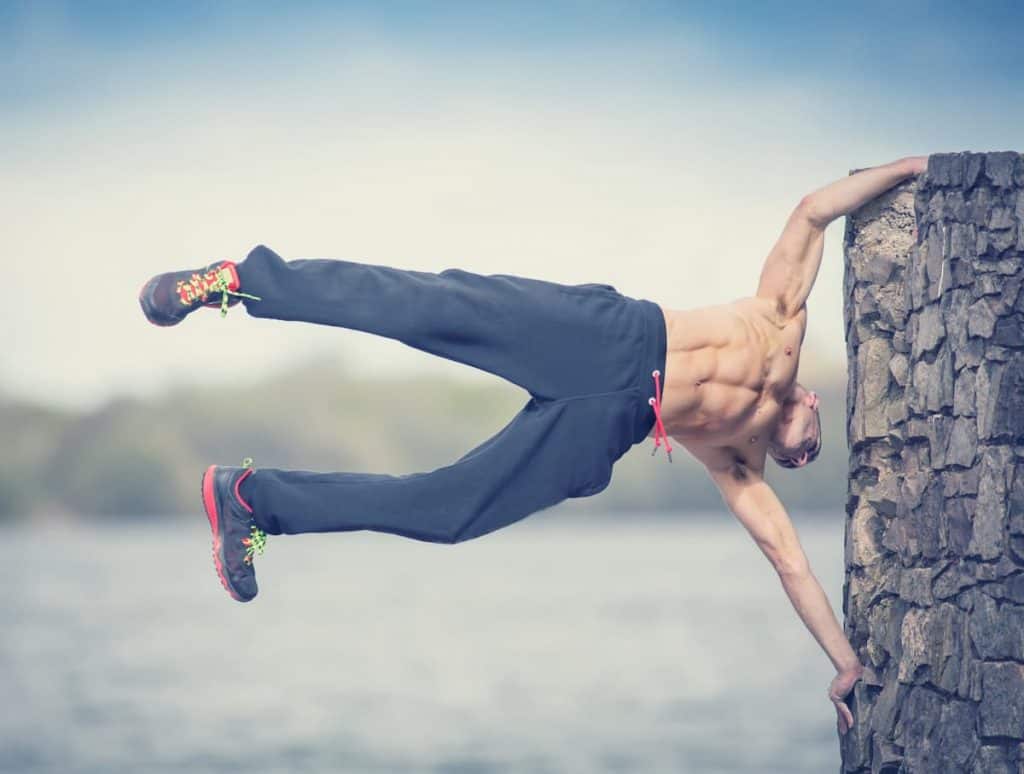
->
[235,245,667,543]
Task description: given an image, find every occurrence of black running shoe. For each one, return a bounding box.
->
[138,260,259,327]
[200,459,266,603]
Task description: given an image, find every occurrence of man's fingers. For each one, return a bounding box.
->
[844,704,854,728]
[831,696,855,735]
[829,678,859,736]
[837,711,848,735]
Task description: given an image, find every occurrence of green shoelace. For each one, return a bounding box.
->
[212,271,261,318]
[239,457,268,565]
[242,524,267,565]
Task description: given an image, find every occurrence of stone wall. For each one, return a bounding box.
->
[842,151,1024,773]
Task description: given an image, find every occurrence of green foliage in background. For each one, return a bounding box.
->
[0,364,848,522]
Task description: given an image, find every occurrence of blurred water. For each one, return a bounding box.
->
[1,513,847,774]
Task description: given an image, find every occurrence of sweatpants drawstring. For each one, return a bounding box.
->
[649,369,672,462]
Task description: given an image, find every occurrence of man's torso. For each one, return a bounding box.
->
[649,297,807,463]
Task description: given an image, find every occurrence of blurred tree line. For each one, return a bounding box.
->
[0,364,848,523]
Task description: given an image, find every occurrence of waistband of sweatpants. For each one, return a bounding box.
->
[630,297,668,444]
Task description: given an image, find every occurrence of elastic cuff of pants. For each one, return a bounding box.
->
[238,472,281,535]
[233,251,256,293]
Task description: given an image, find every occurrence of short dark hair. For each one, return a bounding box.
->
[771,404,822,469]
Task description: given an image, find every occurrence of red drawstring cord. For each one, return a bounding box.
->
[649,369,673,462]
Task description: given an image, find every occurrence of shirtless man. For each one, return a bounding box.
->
[139,154,927,736]
[660,155,927,735]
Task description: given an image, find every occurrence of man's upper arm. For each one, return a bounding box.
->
[705,462,809,574]
[755,198,827,323]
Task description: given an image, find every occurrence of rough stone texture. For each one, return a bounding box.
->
[842,152,1024,773]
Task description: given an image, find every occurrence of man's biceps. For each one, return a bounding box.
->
[724,482,770,522]
[725,484,790,543]
[758,266,811,319]
[737,498,808,568]
[728,502,787,563]
[755,259,796,306]
[711,474,750,509]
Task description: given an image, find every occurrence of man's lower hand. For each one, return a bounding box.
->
[828,662,864,736]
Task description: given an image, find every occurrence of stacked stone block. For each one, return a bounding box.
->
[842,151,1024,773]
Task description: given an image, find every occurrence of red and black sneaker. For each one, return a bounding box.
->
[138,261,259,327]
[201,459,266,603]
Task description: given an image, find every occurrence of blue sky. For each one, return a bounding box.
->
[2,0,1022,407]
[6,1,1021,104]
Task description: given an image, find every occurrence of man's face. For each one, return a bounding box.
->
[770,384,821,468]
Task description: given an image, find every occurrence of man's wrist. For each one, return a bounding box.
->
[837,655,864,675]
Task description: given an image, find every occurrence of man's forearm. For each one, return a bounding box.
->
[777,566,860,673]
[804,156,919,227]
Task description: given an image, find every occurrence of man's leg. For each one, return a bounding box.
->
[236,244,647,400]
[240,395,606,542]
[204,387,641,600]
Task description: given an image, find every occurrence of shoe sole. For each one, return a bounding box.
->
[200,465,249,603]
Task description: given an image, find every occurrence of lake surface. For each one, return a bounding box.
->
[1,512,848,773]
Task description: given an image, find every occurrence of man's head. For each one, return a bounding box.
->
[768,383,822,469]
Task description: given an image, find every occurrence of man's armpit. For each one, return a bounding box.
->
[687,442,762,487]
[729,459,750,482]
[728,445,768,478]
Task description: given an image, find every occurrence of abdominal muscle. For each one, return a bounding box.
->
[648,298,800,443]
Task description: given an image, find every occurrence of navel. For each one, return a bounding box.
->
[749,435,758,444]
[785,346,793,356]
